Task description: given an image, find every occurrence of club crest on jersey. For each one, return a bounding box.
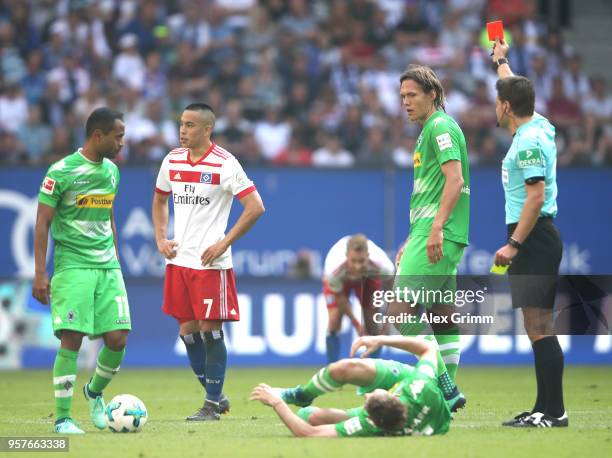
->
[41,176,56,195]
[200,173,214,183]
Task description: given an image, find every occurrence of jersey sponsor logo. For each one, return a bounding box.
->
[169,170,220,185]
[517,149,543,168]
[343,417,363,435]
[76,194,115,208]
[413,152,422,168]
[41,177,56,195]
[172,194,211,205]
[435,133,453,151]
[501,167,509,185]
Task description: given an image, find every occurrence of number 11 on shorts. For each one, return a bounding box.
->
[115,296,129,318]
[203,298,213,319]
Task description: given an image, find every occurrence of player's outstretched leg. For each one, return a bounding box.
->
[281,359,374,407]
[84,331,128,429]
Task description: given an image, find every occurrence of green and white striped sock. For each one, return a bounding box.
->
[435,328,461,382]
[88,346,125,395]
[301,367,344,399]
[53,348,78,421]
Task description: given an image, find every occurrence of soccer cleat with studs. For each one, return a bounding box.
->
[83,382,107,430]
[186,399,221,421]
[53,418,85,434]
[279,386,313,407]
[516,412,569,428]
[502,411,532,426]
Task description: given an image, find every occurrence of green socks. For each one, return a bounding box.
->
[88,346,125,395]
[434,327,461,381]
[301,367,344,399]
[53,348,78,421]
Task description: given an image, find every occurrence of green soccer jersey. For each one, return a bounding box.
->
[409,111,470,245]
[335,360,451,437]
[38,150,120,272]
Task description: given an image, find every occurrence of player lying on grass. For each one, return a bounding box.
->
[250,335,452,437]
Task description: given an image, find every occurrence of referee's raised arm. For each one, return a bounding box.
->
[491,38,514,79]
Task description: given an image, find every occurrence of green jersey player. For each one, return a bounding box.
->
[249,336,452,437]
[32,108,130,435]
[389,65,470,406]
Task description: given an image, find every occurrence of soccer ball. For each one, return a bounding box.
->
[105,394,148,433]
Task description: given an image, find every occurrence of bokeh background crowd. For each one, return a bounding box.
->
[0,0,610,168]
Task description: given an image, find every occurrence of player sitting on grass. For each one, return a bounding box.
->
[249,335,452,437]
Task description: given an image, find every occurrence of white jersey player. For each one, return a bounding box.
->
[322,234,395,363]
[152,103,264,421]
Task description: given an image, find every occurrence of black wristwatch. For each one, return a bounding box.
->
[495,57,509,69]
[508,237,522,250]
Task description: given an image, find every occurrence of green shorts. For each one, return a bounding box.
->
[50,268,131,339]
[355,359,412,396]
[394,236,465,308]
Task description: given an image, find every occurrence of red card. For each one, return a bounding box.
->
[487,20,504,41]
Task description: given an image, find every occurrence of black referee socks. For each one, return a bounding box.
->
[532,336,566,418]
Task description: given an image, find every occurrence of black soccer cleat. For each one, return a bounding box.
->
[516,412,569,428]
[502,411,532,427]
[186,399,221,421]
[219,393,230,414]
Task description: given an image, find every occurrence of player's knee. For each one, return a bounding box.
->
[329,359,358,381]
[60,330,84,351]
[104,331,128,351]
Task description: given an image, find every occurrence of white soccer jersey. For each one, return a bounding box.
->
[155,144,256,270]
[323,236,395,292]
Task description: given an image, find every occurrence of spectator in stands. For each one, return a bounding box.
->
[312,132,354,168]
[274,132,313,166]
[16,105,52,165]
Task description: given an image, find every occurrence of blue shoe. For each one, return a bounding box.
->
[445,387,467,413]
[279,386,312,407]
[53,418,85,434]
[83,383,107,430]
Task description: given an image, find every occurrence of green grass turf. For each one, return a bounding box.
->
[1,366,611,458]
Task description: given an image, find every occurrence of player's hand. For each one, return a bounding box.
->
[32,271,50,305]
[249,383,283,407]
[201,239,229,266]
[494,244,518,266]
[427,227,444,264]
[350,335,383,358]
[157,239,178,259]
[491,37,509,61]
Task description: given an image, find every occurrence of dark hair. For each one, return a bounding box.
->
[365,394,407,432]
[85,107,123,138]
[184,103,216,127]
[184,102,215,114]
[400,64,445,111]
[495,76,535,117]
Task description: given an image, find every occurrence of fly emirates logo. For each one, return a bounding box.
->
[173,184,211,206]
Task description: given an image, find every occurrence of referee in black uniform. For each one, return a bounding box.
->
[491,38,567,428]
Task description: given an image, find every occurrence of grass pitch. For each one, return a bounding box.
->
[1,366,611,458]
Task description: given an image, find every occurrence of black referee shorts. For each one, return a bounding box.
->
[507,217,563,309]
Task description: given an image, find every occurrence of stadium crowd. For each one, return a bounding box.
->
[0,0,610,167]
